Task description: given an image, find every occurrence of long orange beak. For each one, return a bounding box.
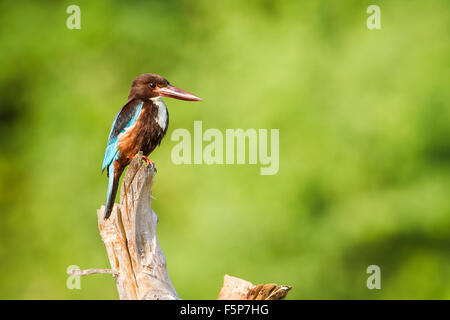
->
[158,85,202,101]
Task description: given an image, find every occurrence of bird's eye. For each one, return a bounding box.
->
[150,83,156,88]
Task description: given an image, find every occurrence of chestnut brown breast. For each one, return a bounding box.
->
[117,99,168,165]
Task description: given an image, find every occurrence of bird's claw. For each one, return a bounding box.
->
[141,156,157,172]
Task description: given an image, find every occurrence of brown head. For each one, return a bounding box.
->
[128,73,202,101]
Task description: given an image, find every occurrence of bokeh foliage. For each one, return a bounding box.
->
[0,0,449,299]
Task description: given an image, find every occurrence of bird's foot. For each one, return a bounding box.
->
[142,155,152,165]
[142,156,157,172]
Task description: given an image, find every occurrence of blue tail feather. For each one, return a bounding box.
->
[104,164,119,219]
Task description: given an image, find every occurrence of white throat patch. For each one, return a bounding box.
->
[151,97,168,131]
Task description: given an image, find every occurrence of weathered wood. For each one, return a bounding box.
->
[71,152,291,300]
[67,268,118,277]
[97,152,178,300]
[218,275,292,300]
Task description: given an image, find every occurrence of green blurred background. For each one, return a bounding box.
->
[0,0,449,299]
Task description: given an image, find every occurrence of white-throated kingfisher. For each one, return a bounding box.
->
[102,73,202,219]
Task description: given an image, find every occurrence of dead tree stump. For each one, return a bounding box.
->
[68,152,291,300]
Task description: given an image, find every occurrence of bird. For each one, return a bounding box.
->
[102,73,202,219]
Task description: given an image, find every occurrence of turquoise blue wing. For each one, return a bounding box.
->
[102,99,144,172]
